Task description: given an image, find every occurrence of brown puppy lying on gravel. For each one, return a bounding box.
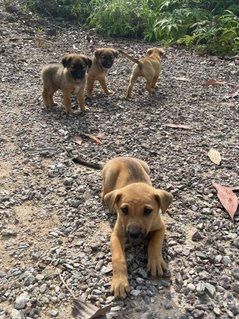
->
[119,47,164,98]
[41,54,92,113]
[73,156,173,298]
[86,48,118,98]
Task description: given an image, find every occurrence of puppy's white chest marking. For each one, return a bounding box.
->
[74,85,81,94]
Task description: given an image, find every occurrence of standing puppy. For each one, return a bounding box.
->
[86,48,118,98]
[73,156,172,298]
[41,54,92,113]
[119,47,164,98]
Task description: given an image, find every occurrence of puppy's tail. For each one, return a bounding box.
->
[72,157,103,170]
[118,49,141,65]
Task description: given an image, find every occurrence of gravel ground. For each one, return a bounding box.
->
[0,2,239,319]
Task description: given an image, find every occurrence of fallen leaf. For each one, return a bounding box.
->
[95,132,106,139]
[82,133,104,144]
[173,76,190,82]
[72,298,111,319]
[207,148,221,165]
[222,90,239,100]
[204,79,226,86]
[165,123,192,129]
[212,182,238,220]
[72,136,83,145]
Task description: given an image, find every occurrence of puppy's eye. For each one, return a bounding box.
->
[121,206,129,215]
[144,207,152,216]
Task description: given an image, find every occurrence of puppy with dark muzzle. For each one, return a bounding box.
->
[86,48,118,98]
[41,54,92,113]
[72,156,173,298]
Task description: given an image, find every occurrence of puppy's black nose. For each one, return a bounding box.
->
[128,226,142,240]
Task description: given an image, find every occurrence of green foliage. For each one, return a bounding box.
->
[24,0,91,23]
[9,0,239,56]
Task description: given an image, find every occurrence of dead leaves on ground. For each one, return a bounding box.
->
[207,148,221,165]
[213,183,238,220]
[73,133,106,145]
[165,123,192,129]
[72,298,111,319]
[204,79,239,100]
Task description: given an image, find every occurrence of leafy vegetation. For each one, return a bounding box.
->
[6,0,239,56]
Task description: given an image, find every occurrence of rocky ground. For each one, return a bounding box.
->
[0,1,239,319]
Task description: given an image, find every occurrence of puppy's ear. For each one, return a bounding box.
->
[147,48,153,56]
[95,49,103,60]
[62,55,72,68]
[154,189,172,214]
[104,190,121,212]
[111,49,118,58]
[83,57,92,68]
[158,48,165,57]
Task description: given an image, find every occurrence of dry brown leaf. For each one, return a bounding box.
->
[213,182,238,220]
[95,132,106,139]
[72,298,111,319]
[204,79,226,86]
[72,136,83,145]
[222,90,239,100]
[82,133,102,144]
[207,148,221,165]
[173,76,190,82]
[165,123,191,129]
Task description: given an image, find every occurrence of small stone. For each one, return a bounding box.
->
[223,256,232,265]
[187,283,196,291]
[192,231,204,242]
[137,268,148,279]
[130,289,141,297]
[205,283,216,297]
[15,292,29,310]
[196,282,205,294]
[10,309,21,319]
[1,228,17,237]
[213,307,220,315]
[63,178,74,187]
[49,310,59,317]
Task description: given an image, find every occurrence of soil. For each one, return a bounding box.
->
[0,2,239,319]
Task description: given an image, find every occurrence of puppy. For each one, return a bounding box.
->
[72,156,172,298]
[41,54,92,113]
[86,48,118,98]
[119,47,164,98]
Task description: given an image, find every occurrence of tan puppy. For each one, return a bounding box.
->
[119,48,164,98]
[41,54,92,113]
[86,48,118,98]
[72,156,172,298]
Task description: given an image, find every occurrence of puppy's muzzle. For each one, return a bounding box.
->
[101,59,114,69]
[127,225,146,242]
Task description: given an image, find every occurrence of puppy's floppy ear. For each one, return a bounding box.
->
[95,49,103,60]
[83,57,92,68]
[104,190,121,212]
[147,48,153,56]
[111,49,118,58]
[158,48,165,57]
[62,55,72,68]
[154,189,173,214]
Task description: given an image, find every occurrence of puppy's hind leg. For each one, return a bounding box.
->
[151,75,159,89]
[126,73,138,99]
[42,88,55,108]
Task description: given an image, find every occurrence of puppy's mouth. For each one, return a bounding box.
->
[126,226,147,244]
[71,69,86,80]
[101,60,113,68]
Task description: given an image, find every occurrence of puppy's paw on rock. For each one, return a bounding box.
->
[147,256,167,277]
[111,275,130,298]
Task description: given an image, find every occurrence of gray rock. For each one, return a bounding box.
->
[15,292,29,310]
[10,309,22,319]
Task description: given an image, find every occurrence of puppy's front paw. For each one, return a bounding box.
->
[147,255,167,277]
[81,105,90,112]
[111,275,130,298]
